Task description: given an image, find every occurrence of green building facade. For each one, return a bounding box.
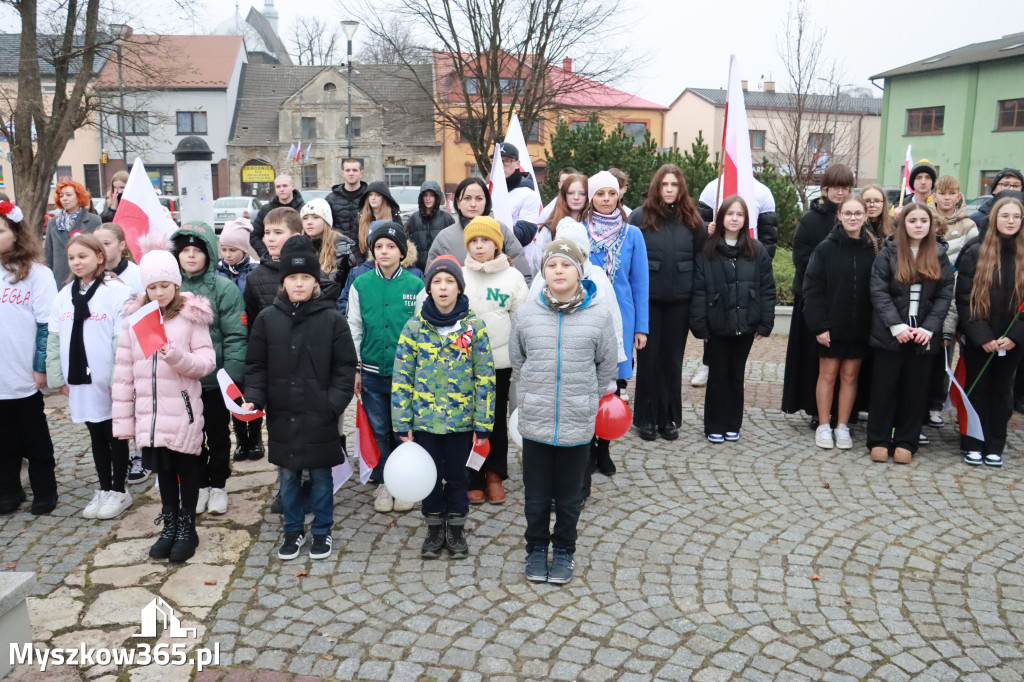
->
[873,34,1024,197]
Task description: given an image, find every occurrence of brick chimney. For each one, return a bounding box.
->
[563,57,572,72]
[764,81,776,93]
[741,80,748,91]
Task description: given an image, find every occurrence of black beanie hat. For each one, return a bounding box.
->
[425,254,465,292]
[368,221,408,258]
[279,235,321,281]
[908,160,937,186]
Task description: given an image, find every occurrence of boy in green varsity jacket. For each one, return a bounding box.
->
[392,255,495,559]
[346,222,424,513]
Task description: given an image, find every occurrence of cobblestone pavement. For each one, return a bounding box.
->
[5,335,1024,681]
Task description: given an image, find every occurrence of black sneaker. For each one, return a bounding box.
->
[278,531,306,560]
[248,440,266,461]
[637,423,657,441]
[421,522,446,559]
[525,546,548,582]
[547,548,575,584]
[232,443,249,462]
[659,422,679,441]
[918,431,930,446]
[310,535,333,560]
[30,495,58,515]
[126,457,149,485]
[446,523,469,559]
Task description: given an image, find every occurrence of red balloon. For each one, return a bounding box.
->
[595,394,632,440]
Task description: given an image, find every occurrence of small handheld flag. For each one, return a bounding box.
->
[466,436,490,471]
[355,400,380,484]
[127,300,166,359]
[216,369,266,422]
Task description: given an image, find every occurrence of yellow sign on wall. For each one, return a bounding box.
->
[241,165,275,182]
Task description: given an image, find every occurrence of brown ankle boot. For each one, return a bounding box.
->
[485,472,505,504]
[893,447,912,464]
[468,489,485,505]
[870,447,890,463]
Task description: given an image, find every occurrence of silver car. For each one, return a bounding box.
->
[213,196,263,233]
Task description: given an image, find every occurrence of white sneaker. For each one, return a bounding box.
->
[691,365,710,387]
[207,488,228,514]
[96,490,132,520]
[393,497,415,512]
[196,487,210,514]
[834,424,853,449]
[373,485,394,513]
[815,425,834,449]
[83,490,104,519]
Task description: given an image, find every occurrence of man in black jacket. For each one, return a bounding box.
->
[971,168,1023,236]
[326,158,368,242]
[251,175,304,259]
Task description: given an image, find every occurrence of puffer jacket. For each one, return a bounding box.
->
[112,293,216,454]
[250,190,305,259]
[216,255,259,293]
[791,197,839,296]
[245,292,357,470]
[428,216,532,286]
[405,181,456,271]
[868,236,954,353]
[391,308,495,436]
[462,254,529,369]
[955,236,1024,348]
[172,222,248,387]
[630,207,705,302]
[327,180,368,242]
[691,239,776,339]
[337,242,422,316]
[508,280,619,446]
[803,226,880,341]
[937,207,979,266]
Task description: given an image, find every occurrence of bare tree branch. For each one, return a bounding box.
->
[288,15,341,66]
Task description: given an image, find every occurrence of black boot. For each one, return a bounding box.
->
[248,418,265,460]
[421,516,446,559]
[149,511,178,560]
[232,418,249,461]
[169,511,198,562]
[595,438,616,476]
[446,515,469,559]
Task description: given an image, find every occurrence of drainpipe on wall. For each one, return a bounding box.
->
[855,115,863,186]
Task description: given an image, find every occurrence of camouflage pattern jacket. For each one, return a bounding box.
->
[391,311,496,436]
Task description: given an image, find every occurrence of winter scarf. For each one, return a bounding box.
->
[588,211,627,279]
[55,209,81,233]
[68,276,101,384]
[422,293,469,328]
[505,169,524,193]
[541,284,586,313]
[111,259,129,276]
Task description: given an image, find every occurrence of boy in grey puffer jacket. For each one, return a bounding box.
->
[509,238,617,586]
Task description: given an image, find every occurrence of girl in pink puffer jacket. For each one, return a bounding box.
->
[112,246,215,563]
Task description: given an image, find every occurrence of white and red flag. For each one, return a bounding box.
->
[112,159,177,261]
[487,144,513,228]
[945,354,984,441]
[215,369,266,422]
[127,300,166,359]
[719,55,757,237]
[355,400,380,484]
[466,436,490,471]
[505,114,543,216]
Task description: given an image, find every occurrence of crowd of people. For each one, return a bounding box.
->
[1,148,1022,586]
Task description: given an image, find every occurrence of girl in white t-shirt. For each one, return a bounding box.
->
[0,201,59,515]
[47,234,133,520]
[95,224,143,295]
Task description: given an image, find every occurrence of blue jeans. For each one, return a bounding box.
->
[361,372,396,481]
[280,466,333,536]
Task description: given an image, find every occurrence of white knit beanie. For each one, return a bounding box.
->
[300,198,333,227]
[587,170,620,203]
[555,218,591,258]
[140,250,182,288]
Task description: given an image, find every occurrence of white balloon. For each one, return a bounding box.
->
[383,441,437,503]
[509,409,523,448]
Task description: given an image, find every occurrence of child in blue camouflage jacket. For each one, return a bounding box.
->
[392,255,495,560]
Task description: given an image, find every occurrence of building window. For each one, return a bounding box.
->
[997,98,1024,131]
[176,111,207,135]
[323,82,337,92]
[457,118,485,142]
[385,165,427,187]
[808,132,833,154]
[750,129,766,150]
[301,117,317,139]
[345,116,361,138]
[117,112,149,136]
[464,78,478,95]
[570,120,590,131]
[906,106,944,135]
[621,121,648,145]
[56,165,73,183]
[498,78,522,95]
[980,170,1000,195]
[302,164,318,189]
[527,120,540,143]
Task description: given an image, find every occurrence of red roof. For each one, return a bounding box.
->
[95,35,244,89]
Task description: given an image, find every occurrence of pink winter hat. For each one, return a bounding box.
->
[140,250,182,288]
[219,218,253,253]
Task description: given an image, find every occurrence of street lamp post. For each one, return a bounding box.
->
[341,21,359,160]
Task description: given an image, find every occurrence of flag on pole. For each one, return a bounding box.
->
[720,55,757,238]
[488,144,513,227]
[945,354,984,441]
[466,437,491,471]
[294,141,302,162]
[112,159,177,261]
[355,400,380,484]
[902,145,914,195]
[215,369,266,422]
[304,143,312,162]
[286,143,297,161]
[126,300,166,359]
[506,114,543,217]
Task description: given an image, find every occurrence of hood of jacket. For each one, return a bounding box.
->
[271,189,304,211]
[171,221,220,287]
[123,290,213,326]
[507,170,535,193]
[809,196,838,218]
[359,181,401,217]
[418,180,445,217]
[464,252,511,274]
[362,240,419,270]
[824,224,878,251]
[330,180,367,199]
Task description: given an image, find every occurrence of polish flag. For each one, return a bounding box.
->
[466,436,490,471]
[487,143,513,228]
[294,141,302,162]
[332,452,353,493]
[215,369,266,422]
[902,145,914,195]
[506,114,543,216]
[720,55,757,237]
[112,159,177,262]
[355,400,380,484]
[127,300,166,359]
[945,354,984,441]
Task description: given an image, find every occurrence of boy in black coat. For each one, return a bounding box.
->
[243,237,357,561]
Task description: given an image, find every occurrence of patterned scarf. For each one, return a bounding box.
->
[587,211,627,279]
[541,284,586,313]
[55,209,81,233]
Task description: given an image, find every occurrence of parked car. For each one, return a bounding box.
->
[965,194,992,213]
[301,189,331,203]
[390,186,422,219]
[213,196,262,233]
[158,195,181,225]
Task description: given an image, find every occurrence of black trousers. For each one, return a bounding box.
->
[417,431,472,518]
[704,334,755,435]
[86,419,129,492]
[961,342,1023,456]
[867,347,932,452]
[469,368,511,490]
[148,447,203,515]
[200,388,231,488]
[523,439,589,553]
[634,300,689,428]
[0,392,56,506]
